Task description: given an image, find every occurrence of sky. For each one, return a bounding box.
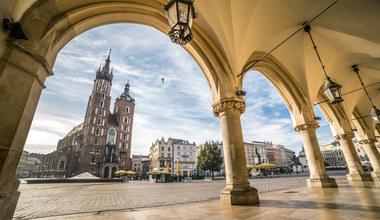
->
[24,24,335,156]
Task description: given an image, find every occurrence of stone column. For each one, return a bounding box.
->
[295,122,337,188]
[213,98,259,205]
[0,42,51,219]
[335,133,373,182]
[359,139,380,181]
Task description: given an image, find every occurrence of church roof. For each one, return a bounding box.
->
[64,122,83,138]
[108,114,118,126]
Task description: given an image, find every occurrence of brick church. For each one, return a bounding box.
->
[39,51,135,178]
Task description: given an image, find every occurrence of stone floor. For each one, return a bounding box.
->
[13,171,380,219]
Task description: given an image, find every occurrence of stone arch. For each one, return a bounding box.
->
[14,0,237,101]
[239,52,316,126]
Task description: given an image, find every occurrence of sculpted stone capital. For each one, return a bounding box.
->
[212,98,246,117]
[294,122,320,133]
[334,132,355,141]
[359,139,378,145]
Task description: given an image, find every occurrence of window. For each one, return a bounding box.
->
[98,109,102,116]
[95,127,100,135]
[103,83,107,91]
[95,139,99,145]
[168,153,171,157]
[177,146,180,150]
[107,128,116,144]
[124,117,128,124]
[100,100,104,107]
[97,82,101,90]
[177,152,180,156]
[97,118,101,125]
[168,147,170,151]
[161,153,164,157]
[126,107,130,113]
[161,147,164,151]
[102,93,105,99]
[91,155,95,163]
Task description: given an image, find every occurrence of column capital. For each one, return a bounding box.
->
[334,132,355,140]
[212,98,246,117]
[294,122,320,133]
[359,139,378,145]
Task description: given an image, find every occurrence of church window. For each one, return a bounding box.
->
[98,109,102,116]
[102,93,105,99]
[107,128,116,144]
[97,82,101,91]
[124,117,128,124]
[126,107,130,113]
[100,100,104,107]
[97,118,101,125]
[95,127,100,135]
[103,83,108,91]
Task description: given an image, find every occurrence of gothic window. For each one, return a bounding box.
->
[122,143,125,149]
[97,82,101,91]
[95,139,99,145]
[98,109,102,116]
[124,117,128,124]
[100,100,104,107]
[97,118,101,125]
[126,107,130,113]
[107,128,116,144]
[102,93,105,99]
[103,83,108,91]
[95,127,100,135]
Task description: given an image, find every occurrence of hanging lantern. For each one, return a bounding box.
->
[371,106,380,123]
[163,0,197,45]
[322,77,343,104]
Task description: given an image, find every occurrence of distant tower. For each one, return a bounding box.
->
[81,49,114,174]
[113,81,135,170]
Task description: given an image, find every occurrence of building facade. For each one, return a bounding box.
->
[132,155,150,175]
[16,151,29,178]
[38,52,135,178]
[172,139,196,177]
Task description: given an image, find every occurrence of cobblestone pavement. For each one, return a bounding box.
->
[13,173,347,219]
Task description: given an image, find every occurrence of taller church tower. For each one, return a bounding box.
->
[81,50,114,175]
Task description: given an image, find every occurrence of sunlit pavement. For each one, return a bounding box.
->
[13,171,380,219]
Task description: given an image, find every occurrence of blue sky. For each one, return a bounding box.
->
[24,24,335,156]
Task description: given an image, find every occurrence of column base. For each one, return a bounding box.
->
[307,177,338,188]
[0,190,20,220]
[347,173,373,182]
[220,185,259,205]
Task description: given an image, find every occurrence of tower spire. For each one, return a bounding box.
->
[96,49,114,83]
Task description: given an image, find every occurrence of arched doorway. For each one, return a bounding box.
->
[104,167,109,178]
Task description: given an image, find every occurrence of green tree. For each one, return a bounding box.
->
[197,141,224,180]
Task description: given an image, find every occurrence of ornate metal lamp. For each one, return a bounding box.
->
[304,24,343,104]
[163,0,197,45]
[352,65,380,123]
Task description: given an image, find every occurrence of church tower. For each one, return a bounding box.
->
[113,82,135,170]
[81,49,114,174]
